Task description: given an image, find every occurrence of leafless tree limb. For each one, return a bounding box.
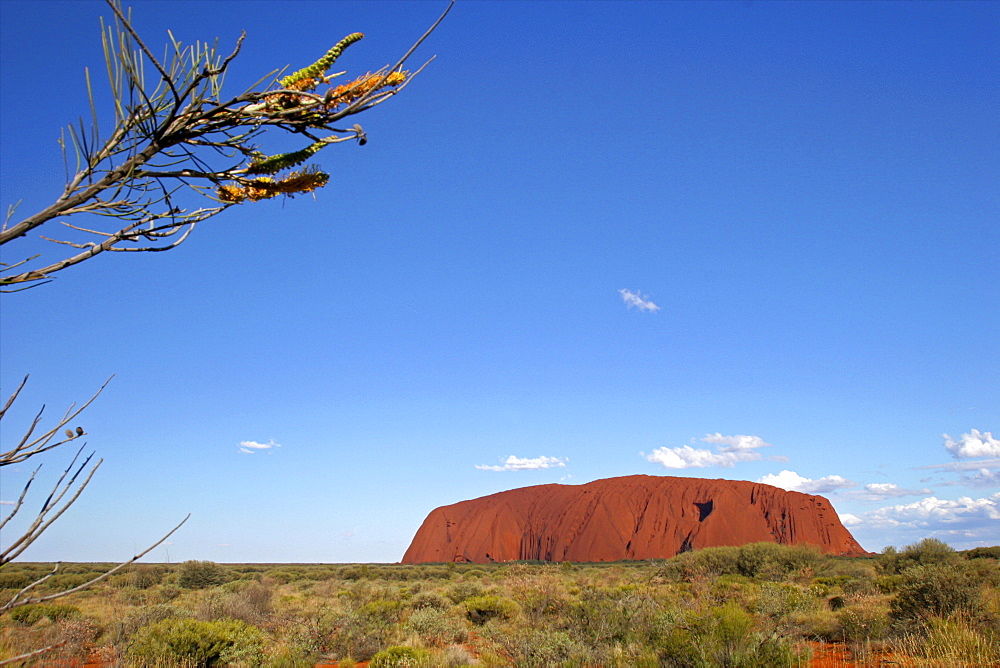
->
[0,640,69,667]
[1,513,190,614]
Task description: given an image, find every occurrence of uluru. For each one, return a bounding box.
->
[402,475,867,564]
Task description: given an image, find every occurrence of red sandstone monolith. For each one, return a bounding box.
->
[401,475,867,563]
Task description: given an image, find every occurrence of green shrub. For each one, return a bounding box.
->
[837,596,890,641]
[877,538,960,575]
[963,546,1000,560]
[410,590,451,610]
[445,580,484,604]
[47,573,93,589]
[463,595,519,625]
[889,562,982,625]
[126,617,268,666]
[406,607,469,647]
[0,570,35,590]
[746,581,813,619]
[116,564,167,589]
[480,623,589,666]
[323,609,395,661]
[177,560,230,589]
[195,581,272,623]
[657,602,802,667]
[8,603,81,625]
[368,645,432,667]
[665,545,741,580]
[360,598,406,623]
[110,603,184,645]
[735,542,822,581]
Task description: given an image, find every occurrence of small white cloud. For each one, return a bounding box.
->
[619,288,660,313]
[853,482,933,502]
[645,433,770,469]
[238,439,281,454]
[476,455,568,472]
[943,429,1000,459]
[757,470,855,494]
[701,433,771,452]
[839,512,863,526]
[0,500,14,506]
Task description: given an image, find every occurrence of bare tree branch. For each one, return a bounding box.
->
[0,376,112,467]
[0,641,69,667]
[1,513,190,614]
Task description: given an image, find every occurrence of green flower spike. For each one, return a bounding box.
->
[280,32,364,91]
[246,140,329,175]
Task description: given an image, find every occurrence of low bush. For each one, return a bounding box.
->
[463,595,519,625]
[877,538,960,575]
[837,595,891,642]
[480,622,589,666]
[889,562,983,628]
[369,645,432,667]
[196,581,272,623]
[126,617,268,665]
[177,560,230,589]
[8,603,81,625]
[406,607,469,647]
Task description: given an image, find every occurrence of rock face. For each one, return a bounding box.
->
[402,475,867,563]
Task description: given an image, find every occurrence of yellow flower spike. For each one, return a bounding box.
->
[217,184,247,203]
[217,168,329,204]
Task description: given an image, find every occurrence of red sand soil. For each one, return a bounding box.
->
[403,474,868,564]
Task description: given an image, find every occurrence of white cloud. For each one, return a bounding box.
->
[757,470,855,494]
[918,458,1000,472]
[853,482,933,501]
[619,288,660,313]
[962,468,1000,488]
[0,500,14,506]
[702,433,771,452]
[839,513,863,527]
[943,429,1000,459]
[645,433,771,469]
[476,455,568,472]
[238,439,281,454]
[848,493,1000,530]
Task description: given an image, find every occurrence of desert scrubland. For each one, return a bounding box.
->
[1,540,998,667]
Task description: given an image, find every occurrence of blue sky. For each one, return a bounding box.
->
[1,0,997,563]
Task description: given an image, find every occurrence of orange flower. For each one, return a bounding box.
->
[325,71,407,109]
[217,169,329,204]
